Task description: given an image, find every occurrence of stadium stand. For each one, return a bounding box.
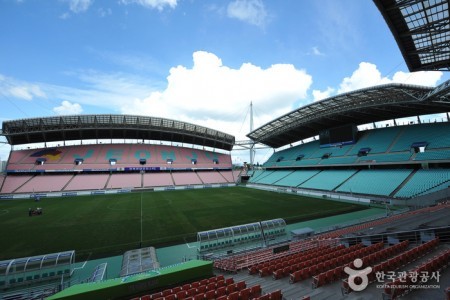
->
[172,172,203,186]
[274,169,320,187]
[15,174,73,193]
[1,175,34,194]
[394,169,450,198]
[336,169,413,196]
[196,171,229,184]
[299,170,357,191]
[347,126,403,155]
[389,123,450,152]
[254,170,293,185]
[5,144,232,171]
[63,174,110,191]
[108,173,142,189]
[143,172,174,188]
[414,149,450,161]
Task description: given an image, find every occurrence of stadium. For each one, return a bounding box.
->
[0,1,450,300]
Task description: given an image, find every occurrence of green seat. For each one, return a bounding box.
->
[26,276,33,281]
[17,277,23,283]
[42,273,48,278]
[34,274,40,280]
[9,278,16,284]
[49,272,55,277]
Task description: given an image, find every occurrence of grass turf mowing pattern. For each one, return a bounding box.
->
[0,187,366,260]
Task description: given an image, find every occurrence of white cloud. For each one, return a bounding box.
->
[53,101,83,115]
[337,62,443,94]
[312,87,334,101]
[311,46,324,56]
[98,7,112,17]
[227,0,268,27]
[66,0,93,13]
[59,12,70,19]
[121,51,313,140]
[391,71,443,87]
[120,0,177,11]
[0,76,47,100]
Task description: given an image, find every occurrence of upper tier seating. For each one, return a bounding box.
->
[263,122,450,168]
[390,122,450,152]
[6,144,232,171]
[347,126,402,155]
[414,149,450,161]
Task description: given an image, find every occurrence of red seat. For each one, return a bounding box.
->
[325,269,334,283]
[216,280,225,288]
[226,283,236,294]
[193,295,203,300]
[172,287,182,294]
[183,284,191,291]
[165,295,176,300]
[215,286,226,298]
[239,288,251,300]
[205,283,214,291]
[141,296,151,300]
[176,291,188,300]
[227,291,239,300]
[236,281,246,291]
[187,288,197,297]
[250,285,262,298]
[268,289,282,300]
[150,292,162,299]
[204,290,215,300]
[162,289,172,297]
[196,285,206,294]
[225,277,234,286]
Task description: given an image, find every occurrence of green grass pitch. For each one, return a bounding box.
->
[0,187,367,260]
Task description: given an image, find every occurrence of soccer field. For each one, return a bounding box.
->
[0,187,367,260]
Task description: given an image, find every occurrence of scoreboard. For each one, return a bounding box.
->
[319,124,357,147]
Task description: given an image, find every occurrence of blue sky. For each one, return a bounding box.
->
[0,0,448,164]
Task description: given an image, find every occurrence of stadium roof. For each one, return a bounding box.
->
[374,0,450,72]
[0,114,235,151]
[247,80,450,148]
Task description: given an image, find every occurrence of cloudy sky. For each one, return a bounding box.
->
[0,0,448,165]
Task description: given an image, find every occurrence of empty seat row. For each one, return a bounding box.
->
[312,241,408,288]
[342,238,440,295]
[383,249,450,299]
[289,243,367,283]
